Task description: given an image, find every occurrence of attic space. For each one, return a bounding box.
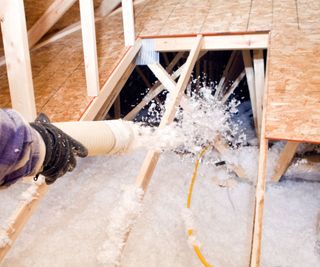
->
[108,50,267,131]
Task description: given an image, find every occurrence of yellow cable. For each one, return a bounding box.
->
[186,146,213,267]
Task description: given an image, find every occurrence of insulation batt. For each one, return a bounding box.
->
[0,87,319,266]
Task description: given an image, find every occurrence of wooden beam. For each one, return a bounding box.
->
[0,0,36,121]
[250,137,268,267]
[124,64,185,121]
[136,35,203,190]
[136,66,151,88]
[151,34,269,52]
[214,51,237,98]
[95,62,136,120]
[121,0,135,46]
[79,0,100,96]
[124,52,206,121]
[114,95,121,118]
[163,53,170,66]
[148,63,177,92]
[96,0,121,17]
[250,47,269,267]
[28,0,77,48]
[0,183,48,262]
[242,50,258,132]
[253,50,265,138]
[221,69,246,103]
[0,0,9,17]
[271,141,300,182]
[81,39,142,121]
[165,52,184,72]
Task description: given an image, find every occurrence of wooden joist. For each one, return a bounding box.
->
[271,141,300,182]
[0,183,49,262]
[124,64,185,121]
[136,35,203,190]
[114,95,122,119]
[250,48,269,267]
[250,137,269,267]
[82,39,142,120]
[253,50,265,138]
[151,34,269,52]
[147,63,177,92]
[95,62,136,120]
[221,69,246,103]
[215,51,237,97]
[121,0,135,46]
[0,0,36,121]
[96,0,121,17]
[79,0,100,96]
[242,50,258,132]
[136,66,152,88]
[165,52,185,71]
[28,0,77,48]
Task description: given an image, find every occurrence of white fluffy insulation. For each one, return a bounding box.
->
[1,87,320,266]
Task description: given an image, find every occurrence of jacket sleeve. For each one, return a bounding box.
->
[0,109,45,187]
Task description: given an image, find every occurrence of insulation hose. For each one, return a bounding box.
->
[53,120,137,156]
[187,146,213,267]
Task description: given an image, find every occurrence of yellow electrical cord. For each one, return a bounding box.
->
[186,146,213,267]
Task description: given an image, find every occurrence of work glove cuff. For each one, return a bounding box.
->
[30,113,88,184]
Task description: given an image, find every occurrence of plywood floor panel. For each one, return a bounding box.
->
[272,0,299,30]
[297,0,320,31]
[247,0,273,31]
[266,30,320,142]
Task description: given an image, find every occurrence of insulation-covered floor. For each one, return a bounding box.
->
[1,149,320,267]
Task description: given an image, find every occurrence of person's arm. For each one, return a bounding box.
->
[0,110,88,188]
[0,109,46,187]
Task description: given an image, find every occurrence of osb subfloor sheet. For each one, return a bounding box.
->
[0,0,319,143]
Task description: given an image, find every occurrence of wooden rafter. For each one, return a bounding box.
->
[79,0,100,96]
[151,34,269,52]
[242,50,258,132]
[136,66,152,88]
[28,0,77,48]
[165,52,185,71]
[96,0,121,17]
[114,95,122,119]
[95,62,136,120]
[250,137,268,267]
[253,50,265,138]
[250,49,269,267]
[0,182,49,262]
[148,63,177,92]
[124,51,207,121]
[163,53,170,66]
[221,69,246,103]
[136,35,203,190]
[124,64,185,121]
[82,39,142,120]
[271,141,300,182]
[216,51,236,94]
[121,0,135,46]
[0,0,36,121]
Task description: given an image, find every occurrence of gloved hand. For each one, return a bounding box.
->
[30,113,88,184]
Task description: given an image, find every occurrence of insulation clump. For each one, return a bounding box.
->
[97,185,144,266]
